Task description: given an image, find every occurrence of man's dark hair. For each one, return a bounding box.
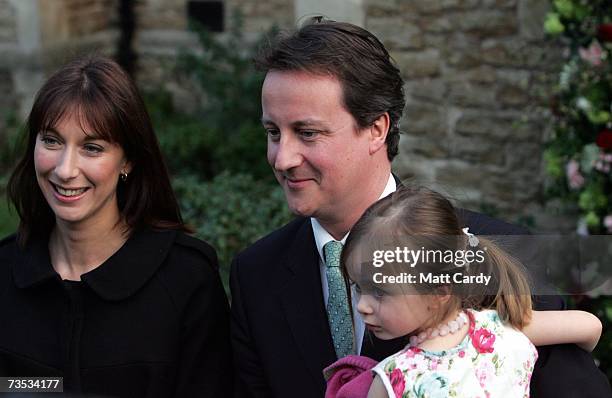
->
[255,17,405,160]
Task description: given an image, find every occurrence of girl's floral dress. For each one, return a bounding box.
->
[371,309,537,398]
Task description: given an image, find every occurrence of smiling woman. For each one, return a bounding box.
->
[34,115,130,233]
[0,55,231,397]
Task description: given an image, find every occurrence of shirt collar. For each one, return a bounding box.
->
[311,173,397,263]
[11,228,177,301]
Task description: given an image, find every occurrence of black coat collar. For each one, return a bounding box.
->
[393,173,402,187]
[11,229,177,301]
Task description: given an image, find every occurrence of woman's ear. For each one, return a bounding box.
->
[122,160,133,174]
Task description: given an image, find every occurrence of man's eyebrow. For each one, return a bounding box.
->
[291,119,328,129]
[261,118,331,130]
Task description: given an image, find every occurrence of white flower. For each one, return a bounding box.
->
[576,97,592,111]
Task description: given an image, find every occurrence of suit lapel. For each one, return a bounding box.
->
[279,220,337,386]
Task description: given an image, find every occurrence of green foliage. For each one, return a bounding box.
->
[0,175,18,239]
[0,112,22,239]
[545,0,610,44]
[0,111,25,174]
[178,20,266,132]
[544,147,565,178]
[145,90,217,177]
[545,12,565,35]
[544,0,612,382]
[148,18,275,182]
[173,172,292,290]
[0,198,18,239]
[578,181,608,213]
[544,0,612,232]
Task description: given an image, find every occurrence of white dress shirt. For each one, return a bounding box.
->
[311,174,396,354]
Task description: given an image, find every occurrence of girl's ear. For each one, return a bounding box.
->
[430,285,452,309]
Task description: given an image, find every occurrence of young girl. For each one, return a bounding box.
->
[337,186,602,398]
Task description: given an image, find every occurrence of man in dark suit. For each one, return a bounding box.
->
[230,18,611,398]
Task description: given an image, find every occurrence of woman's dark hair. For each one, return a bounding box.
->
[8,55,189,246]
[254,18,405,161]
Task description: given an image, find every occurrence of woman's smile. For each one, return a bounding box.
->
[50,181,90,202]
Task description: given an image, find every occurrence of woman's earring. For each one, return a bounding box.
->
[120,170,128,182]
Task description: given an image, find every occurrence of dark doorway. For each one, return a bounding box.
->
[187,1,224,32]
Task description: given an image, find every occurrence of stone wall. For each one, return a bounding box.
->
[135,0,187,30]
[39,0,117,45]
[0,0,117,119]
[0,0,564,228]
[365,0,560,226]
[0,0,16,44]
[133,0,294,113]
[226,0,294,33]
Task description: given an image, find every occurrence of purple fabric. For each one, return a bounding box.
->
[324,355,378,398]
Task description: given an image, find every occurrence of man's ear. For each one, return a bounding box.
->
[368,112,390,155]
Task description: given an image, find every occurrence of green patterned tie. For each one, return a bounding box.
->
[324,240,354,358]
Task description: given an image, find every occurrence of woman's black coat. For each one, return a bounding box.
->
[0,228,232,397]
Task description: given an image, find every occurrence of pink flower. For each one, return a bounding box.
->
[405,346,421,358]
[389,368,405,398]
[458,350,465,358]
[604,215,612,233]
[579,41,604,66]
[566,159,585,190]
[472,327,496,354]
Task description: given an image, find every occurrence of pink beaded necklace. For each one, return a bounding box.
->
[409,311,470,347]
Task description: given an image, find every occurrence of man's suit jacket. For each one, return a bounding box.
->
[230,210,611,397]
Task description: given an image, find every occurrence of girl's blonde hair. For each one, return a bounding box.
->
[341,186,532,329]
